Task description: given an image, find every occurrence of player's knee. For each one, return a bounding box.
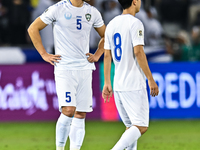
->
[61,106,76,117]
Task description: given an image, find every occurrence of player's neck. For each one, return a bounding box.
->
[70,0,84,7]
[122,8,136,16]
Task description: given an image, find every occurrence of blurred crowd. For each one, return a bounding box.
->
[0,0,200,62]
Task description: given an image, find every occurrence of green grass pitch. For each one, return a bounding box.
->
[0,120,200,150]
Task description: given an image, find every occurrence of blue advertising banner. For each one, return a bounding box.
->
[148,62,200,119]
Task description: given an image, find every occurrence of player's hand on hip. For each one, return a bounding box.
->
[86,53,99,63]
[41,53,61,66]
[102,84,113,103]
[148,79,159,97]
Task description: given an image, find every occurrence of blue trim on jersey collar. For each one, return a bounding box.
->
[68,0,72,5]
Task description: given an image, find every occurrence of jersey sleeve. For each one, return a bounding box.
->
[104,24,111,50]
[40,5,57,25]
[92,7,104,28]
[131,19,145,47]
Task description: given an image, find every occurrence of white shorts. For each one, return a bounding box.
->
[55,70,93,112]
[114,88,149,127]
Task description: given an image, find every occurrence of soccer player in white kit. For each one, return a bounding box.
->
[102,0,159,150]
[28,0,106,150]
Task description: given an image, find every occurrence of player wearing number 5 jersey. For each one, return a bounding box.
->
[102,0,159,150]
[28,0,106,150]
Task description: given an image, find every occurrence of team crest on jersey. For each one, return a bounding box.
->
[85,13,91,22]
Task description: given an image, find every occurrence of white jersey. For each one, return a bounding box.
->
[104,14,146,91]
[40,0,104,71]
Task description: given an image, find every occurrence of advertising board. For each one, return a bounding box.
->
[0,63,101,121]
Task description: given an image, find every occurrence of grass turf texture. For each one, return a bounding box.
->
[0,120,200,150]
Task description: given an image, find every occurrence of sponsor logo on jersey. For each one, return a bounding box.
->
[139,30,143,36]
[64,12,72,20]
[85,13,91,22]
[138,30,143,38]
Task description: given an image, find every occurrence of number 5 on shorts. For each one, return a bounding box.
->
[66,92,71,103]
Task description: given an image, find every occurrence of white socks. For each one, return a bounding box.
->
[70,148,80,150]
[69,118,85,150]
[56,113,73,149]
[56,147,65,150]
[111,126,141,150]
[125,141,137,150]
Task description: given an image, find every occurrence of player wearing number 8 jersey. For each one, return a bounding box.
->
[28,0,106,150]
[102,0,159,150]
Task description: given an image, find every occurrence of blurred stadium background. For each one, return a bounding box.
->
[0,0,200,150]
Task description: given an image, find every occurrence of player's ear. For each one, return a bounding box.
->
[132,0,137,6]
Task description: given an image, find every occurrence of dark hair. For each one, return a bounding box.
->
[118,0,133,9]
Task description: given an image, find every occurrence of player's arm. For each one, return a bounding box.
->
[86,25,106,63]
[134,45,159,97]
[102,49,113,102]
[27,17,61,65]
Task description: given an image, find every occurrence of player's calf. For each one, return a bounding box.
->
[136,126,148,135]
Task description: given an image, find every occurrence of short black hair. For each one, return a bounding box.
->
[118,0,133,9]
